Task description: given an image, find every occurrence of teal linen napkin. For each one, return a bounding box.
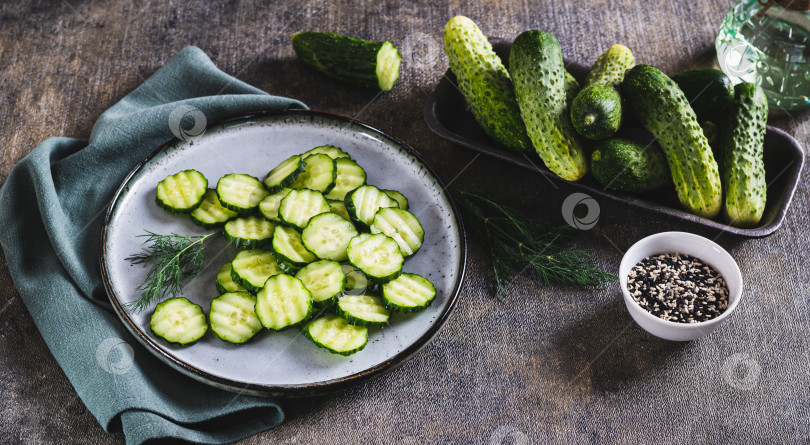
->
[0,46,306,444]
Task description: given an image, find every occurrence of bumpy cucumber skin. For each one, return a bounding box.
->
[570,84,622,140]
[671,68,734,124]
[563,71,580,106]
[721,82,768,227]
[443,16,532,154]
[622,65,722,218]
[590,138,671,192]
[509,30,588,181]
[584,44,635,88]
[291,32,401,91]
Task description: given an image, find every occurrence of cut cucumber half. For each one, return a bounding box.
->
[345,184,399,229]
[382,189,409,211]
[272,225,317,267]
[216,173,269,213]
[328,199,352,221]
[290,153,337,194]
[258,188,292,222]
[156,169,208,214]
[303,145,352,160]
[216,262,247,294]
[210,292,263,344]
[381,273,436,313]
[223,216,276,249]
[295,260,345,307]
[337,294,390,327]
[255,274,313,330]
[346,233,403,283]
[369,207,424,256]
[230,249,284,293]
[263,155,306,193]
[325,158,367,201]
[150,297,208,345]
[278,189,330,230]
[304,313,368,356]
[190,189,238,228]
[301,212,358,261]
[341,264,370,295]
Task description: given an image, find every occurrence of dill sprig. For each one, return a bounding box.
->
[458,191,615,298]
[125,230,218,312]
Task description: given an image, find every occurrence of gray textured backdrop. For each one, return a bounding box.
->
[1,1,808,443]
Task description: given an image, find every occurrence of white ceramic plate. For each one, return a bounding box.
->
[100,110,466,396]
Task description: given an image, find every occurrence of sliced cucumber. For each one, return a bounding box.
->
[369,207,424,257]
[275,256,302,274]
[216,262,247,294]
[328,199,352,220]
[325,158,367,200]
[210,292,263,344]
[272,225,317,267]
[255,274,313,330]
[264,155,306,193]
[156,169,208,214]
[216,173,269,213]
[337,294,390,327]
[304,313,368,356]
[341,264,370,295]
[381,273,436,313]
[347,233,403,283]
[190,189,238,228]
[223,216,276,249]
[303,145,352,160]
[295,260,345,307]
[258,188,292,222]
[382,189,409,211]
[301,212,358,261]
[230,249,284,293]
[345,185,399,229]
[290,153,337,194]
[278,189,330,230]
[149,297,208,345]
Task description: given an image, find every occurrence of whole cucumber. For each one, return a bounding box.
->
[443,16,532,153]
[590,138,671,192]
[509,30,588,181]
[721,82,768,227]
[584,44,635,88]
[622,65,722,218]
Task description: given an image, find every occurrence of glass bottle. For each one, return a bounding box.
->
[716,0,810,111]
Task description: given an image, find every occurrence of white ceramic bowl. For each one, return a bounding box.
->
[619,231,743,341]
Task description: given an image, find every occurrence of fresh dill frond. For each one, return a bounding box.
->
[125,230,218,313]
[458,190,615,298]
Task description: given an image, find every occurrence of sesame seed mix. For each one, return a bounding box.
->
[627,252,729,323]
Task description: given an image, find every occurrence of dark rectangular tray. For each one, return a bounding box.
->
[424,39,805,238]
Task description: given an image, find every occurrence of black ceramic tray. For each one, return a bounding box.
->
[424,39,805,238]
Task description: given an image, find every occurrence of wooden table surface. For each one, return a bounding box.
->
[1,1,809,443]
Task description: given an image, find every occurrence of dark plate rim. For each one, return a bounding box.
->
[99,108,468,397]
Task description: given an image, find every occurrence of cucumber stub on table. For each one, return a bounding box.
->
[292,31,402,91]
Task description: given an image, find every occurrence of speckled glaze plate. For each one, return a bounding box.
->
[100,110,466,397]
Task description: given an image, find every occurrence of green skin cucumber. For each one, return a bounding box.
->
[721,82,768,227]
[584,44,635,88]
[564,71,580,106]
[570,84,623,140]
[590,138,671,192]
[443,16,533,154]
[292,31,401,91]
[671,68,734,124]
[509,30,587,181]
[622,65,722,218]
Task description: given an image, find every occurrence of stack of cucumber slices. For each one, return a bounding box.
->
[148,145,435,356]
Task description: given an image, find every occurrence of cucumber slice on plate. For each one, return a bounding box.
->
[223,216,276,249]
[278,189,330,230]
[210,292,263,344]
[150,297,208,345]
[304,313,368,356]
[369,207,424,256]
[325,158,367,200]
[263,155,306,193]
[295,260,345,307]
[302,145,352,160]
[258,188,292,222]
[190,189,238,229]
[345,184,399,229]
[336,294,390,327]
[216,173,269,213]
[382,189,409,210]
[328,199,352,221]
[255,274,313,330]
[216,262,247,294]
[347,233,403,283]
[381,273,436,313]
[290,153,337,194]
[272,226,317,267]
[301,212,358,261]
[156,169,208,214]
[230,249,284,293]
